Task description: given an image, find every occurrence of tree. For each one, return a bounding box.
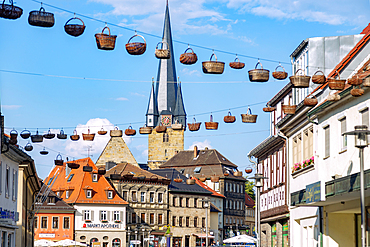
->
[245,180,256,201]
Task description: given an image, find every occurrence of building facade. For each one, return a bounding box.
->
[244,193,255,237]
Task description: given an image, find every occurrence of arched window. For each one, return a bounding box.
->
[90,238,99,245]
[112,238,121,247]
[163,133,169,142]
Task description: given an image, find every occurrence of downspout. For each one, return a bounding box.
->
[25,173,36,247]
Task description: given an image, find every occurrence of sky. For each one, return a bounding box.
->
[1,0,369,179]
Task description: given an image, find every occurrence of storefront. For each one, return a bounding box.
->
[0,209,18,247]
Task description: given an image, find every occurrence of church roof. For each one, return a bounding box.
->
[173,82,186,117]
[146,82,159,116]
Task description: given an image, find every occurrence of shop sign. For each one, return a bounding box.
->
[0,208,16,221]
[306,181,321,203]
[39,233,55,238]
[82,223,121,229]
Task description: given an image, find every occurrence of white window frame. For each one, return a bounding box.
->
[5,165,10,198]
[84,210,91,221]
[141,192,146,202]
[92,174,98,182]
[158,193,163,203]
[63,217,70,229]
[214,182,219,191]
[66,190,69,199]
[339,117,347,151]
[52,216,59,229]
[113,211,120,222]
[86,190,92,198]
[150,192,155,203]
[100,211,107,221]
[108,191,113,199]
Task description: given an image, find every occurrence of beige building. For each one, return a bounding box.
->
[244,193,255,237]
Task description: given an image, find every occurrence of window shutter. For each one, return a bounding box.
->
[362,108,369,127]
[325,126,330,157]
[107,211,110,221]
[120,211,123,222]
[91,211,94,221]
[308,127,313,157]
[82,210,86,220]
[99,210,102,220]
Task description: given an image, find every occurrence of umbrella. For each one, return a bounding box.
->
[54,239,87,247]
[223,235,257,244]
[34,240,55,247]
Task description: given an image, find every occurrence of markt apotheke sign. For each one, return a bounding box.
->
[82,223,123,229]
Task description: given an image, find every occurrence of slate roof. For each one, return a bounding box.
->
[105,163,168,183]
[210,203,222,212]
[245,193,255,208]
[150,168,213,195]
[35,184,76,211]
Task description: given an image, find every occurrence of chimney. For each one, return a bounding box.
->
[194,146,198,158]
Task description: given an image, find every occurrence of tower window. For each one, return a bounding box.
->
[165,149,168,156]
[163,133,169,142]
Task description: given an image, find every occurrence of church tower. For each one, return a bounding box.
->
[147,1,186,169]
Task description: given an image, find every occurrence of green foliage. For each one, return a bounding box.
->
[245,180,256,201]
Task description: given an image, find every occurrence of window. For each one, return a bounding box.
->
[132,191,137,202]
[340,118,347,151]
[194,167,201,173]
[92,174,98,182]
[163,133,169,142]
[303,126,314,160]
[158,214,163,225]
[236,184,239,193]
[186,198,190,207]
[141,213,146,223]
[34,217,38,229]
[84,210,91,221]
[226,183,228,192]
[186,217,189,227]
[52,217,59,229]
[179,216,183,227]
[123,191,128,201]
[172,216,176,226]
[65,190,69,199]
[293,134,302,164]
[141,192,146,202]
[108,191,113,199]
[234,201,236,210]
[150,213,155,225]
[158,193,163,203]
[194,198,197,208]
[113,211,120,222]
[362,108,369,127]
[225,200,228,209]
[194,217,198,227]
[86,190,92,198]
[150,192,154,203]
[100,211,107,221]
[226,218,228,224]
[5,166,9,197]
[47,176,54,186]
[41,216,48,229]
[67,174,74,182]
[132,213,136,223]
[202,218,205,228]
[63,217,70,229]
[179,197,183,207]
[324,126,330,158]
[173,196,176,206]
[229,183,232,192]
[214,182,219,191]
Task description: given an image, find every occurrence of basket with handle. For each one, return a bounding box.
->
[363,76,370,87]
[82,128,95,141]
[180,47,197,65]
[31,130,43,143]
[20,129,31,139]
[263,106,276,112]
[289,69,310,88]
[233,171,243,177]
[229,55,245,69]
[224,111,236,123]
[327,93,341,101]
[98,127,107,135]
[24,142,33,152]
[70,129,80,141]
[28,6,54,27]
[10,129,17,140]
[202,52,225,74]
[57,129,67,139]
[54,154,64,166]
[303,96,318,107]
[282,102,297,115]
[241,107,257,123]
[64,16,85,37]
[139,124,152,134]
[156,123,167,133]
[43,129,55,139]
[186,178,195,185]
[0,0,22,20]
[110,126,123,137]
[95,26,117,50]
[348,75,363,86]
[205,115,219,130]
[210,175,220,182]
[171,120,183,130]
[124,125,136,136]
[328,72,346,90]
[249,61,269,82]
[188,117,201,131]
[272,64,288,80]
[351,86,364,97]
[126,33,146,55]
[155,41,170,59]
[312,70,326,84]
[98,167,106,175]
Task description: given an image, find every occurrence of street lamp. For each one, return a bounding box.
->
[249,173,268,247]
[201,198,210,247]
[135,229,138,242]
[342,125,370,247]
[142,228,145,247]
[127,226,131,246]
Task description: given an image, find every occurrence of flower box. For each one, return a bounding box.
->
[292,156,314,173]
[101,220,108,223]
[114,220,121,223]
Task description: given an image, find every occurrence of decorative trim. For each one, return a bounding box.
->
[292,164,315,178]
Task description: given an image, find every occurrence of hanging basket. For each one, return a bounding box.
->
[137,174,146,181]
[282,103,297,115]
[210,175,219,182]
[156,124,167,133]
[98,167,106,175]
[351,87,364,97]
[229,56,245,69]
[110,127,123,137]
[245,167,253,174]
[312,70,326,84]
[40,148,49,155]
[43,129,55,139]
[20,129,31,139]
[172,122,183,130]
[155,41,170,59]
[188,118,201,131]
[224,111,236,123]
[110,173,122,180]
[289,69,310,88]
[248,61,269,82]
[0,0,23,20]
[174,177,183,183]
[28,7,54,27]
[205,115,219,130]
[10,129,17,140]
[150,175,159,182]
[64,17,85,37]
[199,175,206,182]
[233,171,243,177]
[125,126,136,136]
[126,34,146,55]
[180,47,197,65]
[303,96,318,107]
[327,94,341,101]
[68,162,80,169]
[98,127,107,135]
[123,173,134,180]
[328,74,345,90]
[24,142,33,152]
[57,129,67,139]
[82,129,95,141]
[95,26,117,51]
[224,172,229,176]
[348,75,363,86]
[363,77,370,87]
[263,106,276,112]
[9,138,17,145]
[70,129,80,141]
[139,125,152,134]
[241,107,257,123]
[272,65,288,80]
[83,165,93,172]
[202,52,225,74]
[54,154,64,166]
[186,178,195,185]
[31,130,43,143]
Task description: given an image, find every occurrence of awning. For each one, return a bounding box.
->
[193,234,215,239]
[151,231,166,236]
[261,214,289,223]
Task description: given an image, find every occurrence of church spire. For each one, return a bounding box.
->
[146,79,159,127]
[173,80,186,126]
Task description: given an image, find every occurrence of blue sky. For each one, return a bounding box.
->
[1,0,369,179]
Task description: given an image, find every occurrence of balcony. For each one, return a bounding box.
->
[325,169,370,197]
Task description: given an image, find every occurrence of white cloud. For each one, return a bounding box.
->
[188,139,212,150]
[2,105,21,110]
[130,92,146,97]
[141,149,148,156]
[179,68,202,77]
[116,97,129,101]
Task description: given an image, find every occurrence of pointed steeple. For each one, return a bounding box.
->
[146,80,159,127]
[155,2,177,116]
[173,80,186,126]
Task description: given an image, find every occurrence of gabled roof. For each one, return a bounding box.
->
[192,177,225,198]
[105,162,167,181]
[44,157,128,205]
[245,193,255,208]
[150,168,213,195]
[248,135,284,158]
[35,184,75,211]
[210,203,222,212]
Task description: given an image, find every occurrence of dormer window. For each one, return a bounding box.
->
[194,167,201,174]
[66,190,69,199]
[86,190,92,198]
[67,174,74,182]
[92,174,98,182]
[108,191,113,199]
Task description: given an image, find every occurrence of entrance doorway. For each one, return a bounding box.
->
[185,236,190,247]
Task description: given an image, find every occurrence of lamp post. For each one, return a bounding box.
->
[201,198,210,246]
[142,228,145,247]
[249,173,268,247]
[342,125,370,247]
[127,226,131,246]
[135,229,138,242]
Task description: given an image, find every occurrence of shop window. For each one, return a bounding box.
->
[63,217,70,229]
[41,216,48,229]
[52,217,59,229]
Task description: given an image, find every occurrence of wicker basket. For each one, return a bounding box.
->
[24,142,33,152]
[210,175,220,182]
[10,129,17,140]
[199,176,206,182]
[327,94,341,101]
[272,65,288,80]
[155,41,170,59]
[110,127,123,137]
[328,74,345,90]
[28,7,54,27]
[54,154,64,166]
[40,148,49,155]
[0,0,22,20]
[245,168,253,174]
[57,129,67,139]
[125,126,136,136]
[174,177,183,183]
[156,124,167,133]
[20,129,31,139]
[110,173,122,180]
[249,61,269,82]
[263,106,276,112]
[98,167,106,175]
[31,130,43,143]
[186,178,195,185]
[180,47,197,65]
[68,162,80,169]
[282,103,297,115]
[205,115,219,130]
[70,129,80,141]
[224,111,236,123]
[98,127,107,135]
[95,26,117,51]
[126,34,146,55]
[348,75,363,86]
[83,165,93,172]
[351,87,364,97]
[303,96,318,107]
[290,69,310,88]
[172,123,183,130]
[64,17,85,37]
[234,171,243,177]
[82,129,95,141]
[202,53,225,74]
[312,70,326,84]
[363,77,370,87]
[150,175,158,182]
[43,129,55,139]
[241,107,257,123]
[188,118,201,131]
[139,125,152,134]
[229,56,245,69]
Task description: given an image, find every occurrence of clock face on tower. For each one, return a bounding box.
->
[161,115,172,126]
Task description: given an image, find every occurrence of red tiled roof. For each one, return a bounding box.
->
[192,177,225,198]
[245,193,255,208]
